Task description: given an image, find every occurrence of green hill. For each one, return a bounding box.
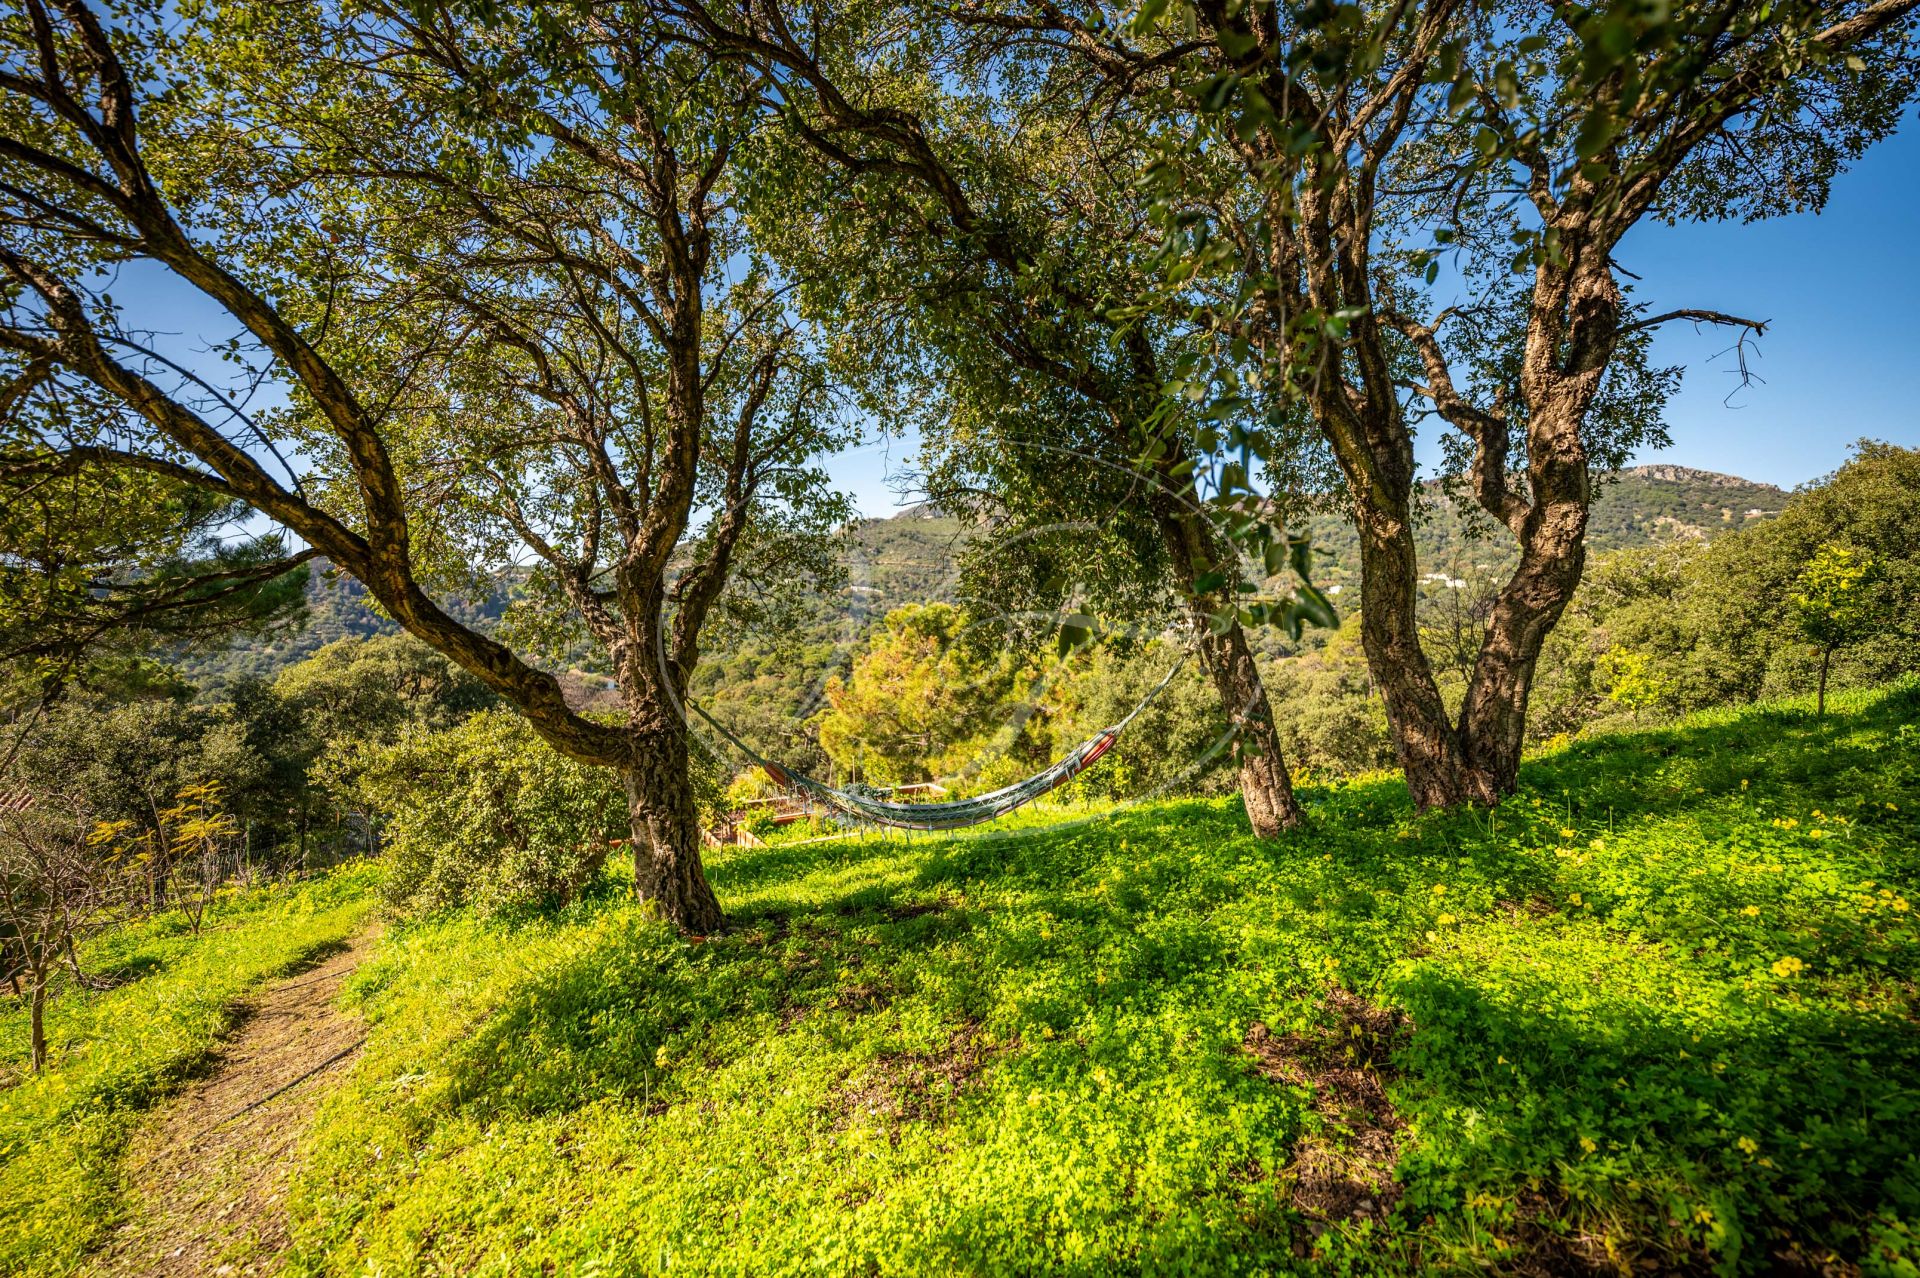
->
[297,684,1920,1273]
[174,466,1786,694]
[1300,464,1789,593]
[17,684,1909,1276]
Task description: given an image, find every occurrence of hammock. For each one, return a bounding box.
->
[688,655,1187,832]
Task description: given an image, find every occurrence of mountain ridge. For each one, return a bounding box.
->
[174,464,1788,691]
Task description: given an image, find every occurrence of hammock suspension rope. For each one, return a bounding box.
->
[688,651,1189,832]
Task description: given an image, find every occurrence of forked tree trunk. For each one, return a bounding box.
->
[1195,613,1302,836]
[1353,501,1482,810]
[1457,477,1590,799]
[621,714,724,935]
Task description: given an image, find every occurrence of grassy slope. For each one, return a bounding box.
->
[286,688,1920,1277]
[0,865,381,1276]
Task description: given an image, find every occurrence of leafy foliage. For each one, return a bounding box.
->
[353,709,732,916]
[0,463,311,727]
[1539,443,1920,731]
[271,686,1919,1276]
[354,711,632,916]
[1791,542,1885,658]
[813,604,1041,790]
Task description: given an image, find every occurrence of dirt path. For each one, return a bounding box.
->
[84,927,382,1278]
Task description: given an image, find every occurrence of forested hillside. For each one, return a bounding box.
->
[1298,464,1788,593]
[177,468,1783,692]
[160,469,1790,779]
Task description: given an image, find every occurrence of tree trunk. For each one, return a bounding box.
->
[1456,446,1592,800]
[1353,502,1478,809]
[1158,504,1302,836]
[28,972,45,1073]
[1817,647,1831,718]
[63,931,85,986]
[1456,549,1584,798]
[621,716,725,935]
[1194,613,1302,836]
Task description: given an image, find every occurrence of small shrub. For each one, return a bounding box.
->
[356,711,627,914]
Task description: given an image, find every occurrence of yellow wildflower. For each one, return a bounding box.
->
[1737,1136,1758,1155]
[1436,913,1457,926]
[1741,905,1760,917]
[1579,1137,1597,1154]
[1568,892,1584,906]
[1771,956,1805,978]
[1431,884,1448,895]
[1559,828,1576,840]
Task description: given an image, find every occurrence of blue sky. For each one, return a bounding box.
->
[831,120,1920,516]
[1611,120,1920,491]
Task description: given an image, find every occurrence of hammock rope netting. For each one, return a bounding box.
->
[688,655,1187,832]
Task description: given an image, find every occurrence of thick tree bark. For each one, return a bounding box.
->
[1194,613,1301,835]
[1160,505,1302,836]
[1457,468,1590,798]
[1351,497,1483,810]
[620,658,725,934]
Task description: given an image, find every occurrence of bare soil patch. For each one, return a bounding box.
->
[83,926,381,1277]
[834,1020,1001,1134]
[1245,987,1411,1232]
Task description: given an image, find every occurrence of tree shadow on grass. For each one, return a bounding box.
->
[1380,954,1920,1274]
[390,690,1918,1270]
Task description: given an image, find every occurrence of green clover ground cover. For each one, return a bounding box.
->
[0,863,381,1276]
[257,684,1914,1273]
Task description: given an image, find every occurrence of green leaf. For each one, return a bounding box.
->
[1263,539,1288,578]
[1198,72,1240,114]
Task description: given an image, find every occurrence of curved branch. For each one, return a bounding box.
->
[1385,307,1528,535]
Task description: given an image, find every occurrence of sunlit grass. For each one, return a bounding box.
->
[0,864,381,1276]
[282,683,1919,1275]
